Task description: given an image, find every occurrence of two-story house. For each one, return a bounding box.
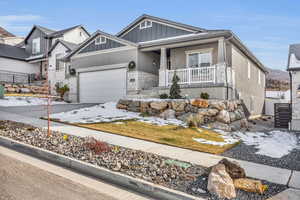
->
[0,25,90,90]
[63,14,266,117]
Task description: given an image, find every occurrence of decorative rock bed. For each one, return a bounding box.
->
[117,99,248,131]
[2,83,48,94]
[0,120,287,199]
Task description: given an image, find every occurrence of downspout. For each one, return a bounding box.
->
[289,71,292,130]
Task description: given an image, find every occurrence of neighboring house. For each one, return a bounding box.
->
[0,25,89,86]
[63,14,266,117]
[265,89,290,116]
[0,43,39,83]
[0,26,24,46]
[287,43,300,130]
[48,39,78,98]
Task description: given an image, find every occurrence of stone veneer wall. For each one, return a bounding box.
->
[2,83,48,94]
[117,98,248,131]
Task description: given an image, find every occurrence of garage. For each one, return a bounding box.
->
[79,68,127,103]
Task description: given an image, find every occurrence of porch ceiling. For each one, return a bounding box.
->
[139,37,221,51]
[138,31,230,51]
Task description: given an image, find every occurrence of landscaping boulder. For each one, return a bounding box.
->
[207,164,236,199]
[159,109,176,120]
[210,101,226,111]
[227,101,237,112]
[216,110,231,124]
[184,104,198,113]
[140,101,150,113]
[191,99,209,108]
[219,158,246,179]
[198,108,219,117]
[118,99,132,106]
[234,178,268,194]
[171,100,186,112]
[209,122,232,132]
[116,103,127,110]
[150,101,168,111]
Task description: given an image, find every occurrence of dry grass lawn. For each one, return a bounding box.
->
[76,120,239,154]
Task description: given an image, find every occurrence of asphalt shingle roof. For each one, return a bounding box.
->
[0,27,15,38]
[48,25,82,38]
[0,43,29,60]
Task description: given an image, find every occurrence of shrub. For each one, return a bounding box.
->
[169,72,182,99]
[55,83,70,99]
[85,137,110,155]
[200,92,209,99]
[159,93,169,99]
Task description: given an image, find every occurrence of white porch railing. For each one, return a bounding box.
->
[166,66,217,85]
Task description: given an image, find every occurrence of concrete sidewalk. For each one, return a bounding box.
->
[0,110,299,189]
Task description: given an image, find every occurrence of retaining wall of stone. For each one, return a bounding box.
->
[117,98,248,131]
[2,83,48,94]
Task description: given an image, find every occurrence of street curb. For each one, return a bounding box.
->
[0,136,204,200]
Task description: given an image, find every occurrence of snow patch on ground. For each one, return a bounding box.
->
[50,102,186,126]
[0,96,66,107]
[233,131,299,158]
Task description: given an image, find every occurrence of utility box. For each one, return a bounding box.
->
[0,85,4,99]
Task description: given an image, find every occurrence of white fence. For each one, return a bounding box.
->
[166,66,216,85]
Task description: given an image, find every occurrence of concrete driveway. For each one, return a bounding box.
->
[0,103,97,118]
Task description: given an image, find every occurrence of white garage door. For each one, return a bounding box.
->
[79,68,127,103]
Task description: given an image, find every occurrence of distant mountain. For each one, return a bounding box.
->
[266,68,289,91]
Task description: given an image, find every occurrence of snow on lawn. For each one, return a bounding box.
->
[0,96,66,107]
[233,131,299,158]
[50,102,186,126]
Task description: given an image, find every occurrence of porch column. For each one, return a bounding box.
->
[217,38,226,63]
[217,38,227,84]
[159,47,168,87]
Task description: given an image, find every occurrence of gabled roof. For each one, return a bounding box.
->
[48,39,78,54]
[0,43,29,61]
[47,25,90,38]
[63,30,138,60]
[0,26,15,38]
[287,43,300,71]
[116,14,206,37]
[24,25,56,44]
[24,25,90,43]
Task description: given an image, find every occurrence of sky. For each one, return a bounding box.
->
[0,0,299,70]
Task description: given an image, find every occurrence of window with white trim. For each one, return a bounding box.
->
[95,36,106,45]
[140,20,152,29]
[32,37,40,54]
[247,61,251,79]
[187,51,212,68]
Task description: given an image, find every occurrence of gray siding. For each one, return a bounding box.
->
[71,48,137,69]
[79,37,125,54]
[170,42,219,69]
[137,51,160,75]
[25,28,50,55]
[231,44,265,116]
[121,21,193,43]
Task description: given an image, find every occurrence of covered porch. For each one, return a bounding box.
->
[139,37,234,89]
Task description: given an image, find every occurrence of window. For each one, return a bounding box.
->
[187,52,212,68]
[32,38,40,54]
[247,61,251,79]
[140,20,152,29]
[95,36,106,45]
[55,53,63,71]
[79,31,82,37]
[258,69,261,85]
